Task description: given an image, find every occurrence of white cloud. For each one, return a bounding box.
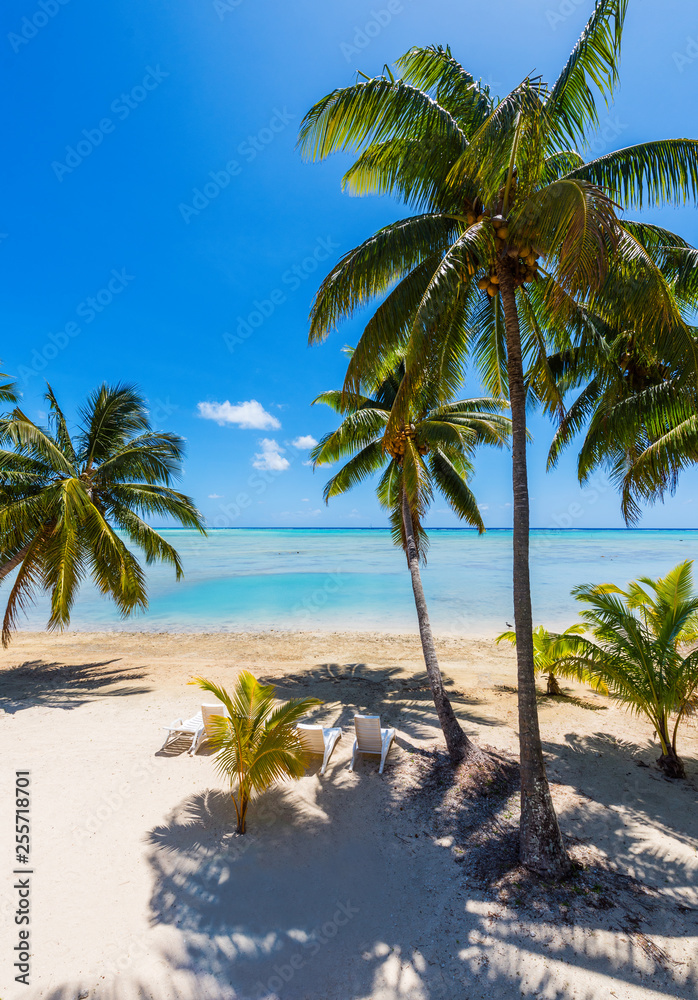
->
[208,493,223,499]
[292,434,318,449]
[252,438,290,472]
[197,399,281,430]
[301,498,309,502]
[478,504,489,511]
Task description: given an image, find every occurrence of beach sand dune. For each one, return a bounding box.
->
[1,630,696,999]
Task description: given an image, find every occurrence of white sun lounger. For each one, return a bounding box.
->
[296,723,342,775]
[162,711,204,754]
[349,715,396,774]
[162,702,230,756]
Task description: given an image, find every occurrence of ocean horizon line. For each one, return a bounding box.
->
[151,525,698,532]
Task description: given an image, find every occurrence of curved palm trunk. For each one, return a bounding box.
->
[497,262,571,877]
[401,488,477,763]
[0,543,31,583]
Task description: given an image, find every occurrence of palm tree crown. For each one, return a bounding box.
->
[312,358,512,554]
[0,382,205,644]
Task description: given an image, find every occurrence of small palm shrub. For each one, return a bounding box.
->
[496,624,586,695]
[191,673,321,833]
[555,561,698,778]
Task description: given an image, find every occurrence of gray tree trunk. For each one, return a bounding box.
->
[497,261,571,877]
[401,488,478,764]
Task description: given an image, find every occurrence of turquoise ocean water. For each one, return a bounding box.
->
[12,528,698,636]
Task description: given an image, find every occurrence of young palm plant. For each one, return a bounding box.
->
[0,382,205,644]
[312,358,512,763]
[298,0,698,874]
[192,673,322,834]
[496,623,586,695]
[555,561,698,779]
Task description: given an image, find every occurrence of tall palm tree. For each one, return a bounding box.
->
[192,673,322,834]
[298,0,698,875]
[0,382,205,644]
[496,623,586,695]
[312,359,512,762]
[555,561,698,779]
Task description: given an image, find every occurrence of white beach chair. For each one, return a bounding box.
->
[161,711,204,754]
[161,702,229,756]
[296,723,342,775]
[196,703,231,756]
[349,715,396,774]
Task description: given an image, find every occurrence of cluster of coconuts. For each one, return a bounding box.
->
[462,195,542,293]
[385,423,429,461]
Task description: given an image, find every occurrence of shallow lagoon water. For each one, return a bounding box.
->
[12,528,698,636]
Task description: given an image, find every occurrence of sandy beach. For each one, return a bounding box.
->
[1,629,697,1000]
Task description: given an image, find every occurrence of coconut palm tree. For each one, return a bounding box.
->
[312,358,512,762]
[298,0,698,874]
[0,382,205,644]
[191,673,322,834]
[496,623,586,695]
[554,561,698,779]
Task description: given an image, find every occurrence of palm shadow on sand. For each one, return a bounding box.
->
[0,658,151,713]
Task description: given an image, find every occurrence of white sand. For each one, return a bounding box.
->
[0,630,696,1000]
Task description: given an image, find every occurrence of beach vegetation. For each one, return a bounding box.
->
[546,323,698,524]
[312,357,511,764]
[299,0,698,876]
[0,382,205,645]
[191,672,322,834]
[555,560,698,779]
[496,623,587,695]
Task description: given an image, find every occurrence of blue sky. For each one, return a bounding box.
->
[3,0,697,529]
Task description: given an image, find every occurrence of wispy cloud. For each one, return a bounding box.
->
[252,438,289,472]
[292,434,317,449]
[197,399,280,430]
[208,493,223,499]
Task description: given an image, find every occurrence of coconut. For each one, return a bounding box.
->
[477,278,489,290]
[526,254,537,266]
[518,245,531,258]
[497,228,509,241]
[487,285,497,296]
[489,274,500,284]
[492,215,505,228]
[507,247,520,258]
[466,213,476,225]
